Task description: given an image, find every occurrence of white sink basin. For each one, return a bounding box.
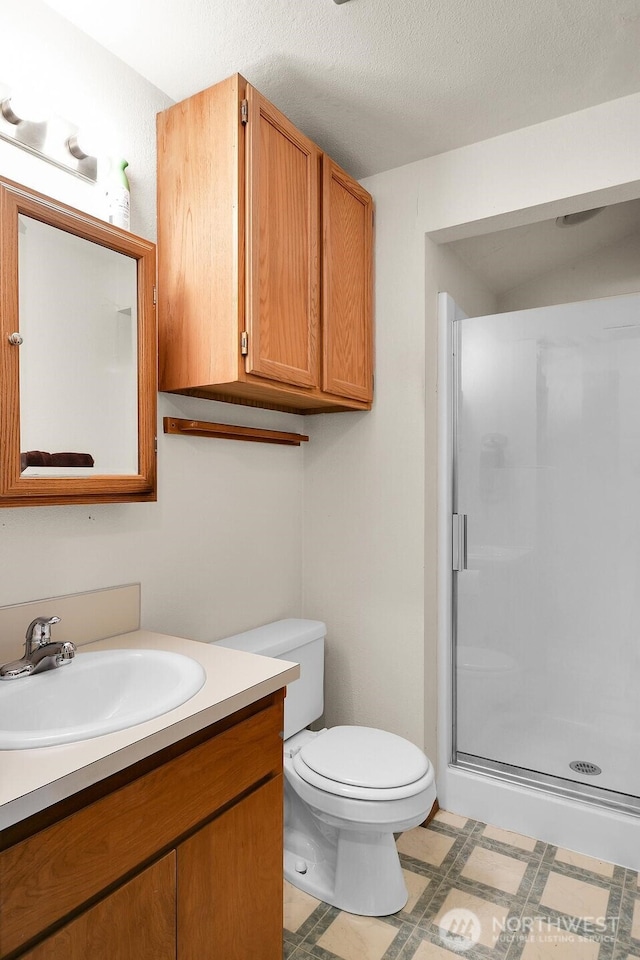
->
[0,649,206,749]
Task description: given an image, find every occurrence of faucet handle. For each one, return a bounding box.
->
[25,615,61,648]
[54,641,76,666]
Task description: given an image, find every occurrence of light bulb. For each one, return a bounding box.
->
[67,128,104,161]
[0,94,50,126]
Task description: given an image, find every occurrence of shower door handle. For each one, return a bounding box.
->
[452,514,468,571]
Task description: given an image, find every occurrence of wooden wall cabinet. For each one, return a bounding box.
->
[0,177,157,507]
[0,692,284,960]
[157,74,373,415]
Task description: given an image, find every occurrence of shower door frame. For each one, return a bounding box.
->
[438,293,640,821]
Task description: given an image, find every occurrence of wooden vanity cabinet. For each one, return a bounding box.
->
[157,73,373,415]
[0,691,284,960]
[17,854,177,960]
[178,776,282,960]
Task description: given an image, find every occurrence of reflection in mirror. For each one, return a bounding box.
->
[18,215,139,477]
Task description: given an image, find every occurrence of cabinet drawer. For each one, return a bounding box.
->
[0,699,283,957]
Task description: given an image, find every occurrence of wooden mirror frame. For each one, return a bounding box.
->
[0,177,157,506]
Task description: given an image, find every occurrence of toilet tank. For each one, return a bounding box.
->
[214,619,325,739]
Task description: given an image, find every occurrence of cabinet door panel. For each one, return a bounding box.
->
[0,700,282,958]
[246,86,319,388]
[323,159,373,402]
[20,853,176,960]
[178,776,283,960]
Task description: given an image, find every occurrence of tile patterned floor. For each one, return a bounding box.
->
[283,809,640,960]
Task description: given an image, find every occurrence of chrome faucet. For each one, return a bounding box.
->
[0,616,76,680]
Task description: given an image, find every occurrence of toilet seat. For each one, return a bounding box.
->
[292,725,433,801]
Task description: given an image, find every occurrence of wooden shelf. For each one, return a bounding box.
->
[163,418,309,446]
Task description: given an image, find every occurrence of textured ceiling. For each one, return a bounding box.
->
[42,0,640,179]
[449,198,640,295]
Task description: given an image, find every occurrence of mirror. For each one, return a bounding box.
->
[19,215,140,477]
[0,177,157,506]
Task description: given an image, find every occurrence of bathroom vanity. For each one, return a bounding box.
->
[0,624,298,960]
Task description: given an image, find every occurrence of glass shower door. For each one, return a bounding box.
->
[453,292,640,802]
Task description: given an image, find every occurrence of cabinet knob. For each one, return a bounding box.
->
[7,332,23,346]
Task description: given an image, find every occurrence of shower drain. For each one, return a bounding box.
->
[569,760,602,776]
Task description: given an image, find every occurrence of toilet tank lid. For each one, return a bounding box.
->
[214,618,326,657]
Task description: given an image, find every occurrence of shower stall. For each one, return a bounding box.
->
[439,291,640,867]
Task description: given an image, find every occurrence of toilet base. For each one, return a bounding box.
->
[284,823,408,916]
[283,731,436,916]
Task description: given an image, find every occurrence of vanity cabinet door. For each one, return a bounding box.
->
[177,775,283,960]
[18,853,176,960]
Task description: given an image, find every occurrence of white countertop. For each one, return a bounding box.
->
[0,630,299,832]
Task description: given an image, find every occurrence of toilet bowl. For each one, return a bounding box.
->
[284,727,436,915]
[215,619,436,916]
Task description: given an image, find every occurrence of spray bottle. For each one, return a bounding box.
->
[105,158,130,230]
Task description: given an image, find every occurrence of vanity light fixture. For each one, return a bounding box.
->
[67,127,104,163]
[0,86,99,183]
[1,94,50,126]
[67,133,92,161]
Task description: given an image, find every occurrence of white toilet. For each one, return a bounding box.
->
[215,619,436,916]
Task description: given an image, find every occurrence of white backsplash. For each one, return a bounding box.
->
[0,584,140,663]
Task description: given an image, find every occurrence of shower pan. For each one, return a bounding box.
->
[449,291,640,817]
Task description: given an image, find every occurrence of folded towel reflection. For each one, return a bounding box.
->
[21,451,95,470]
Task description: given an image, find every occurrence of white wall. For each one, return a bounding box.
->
[0,0,304,645]
[303,166,427,746]
[499,231,640,312]
[304,91,640,765]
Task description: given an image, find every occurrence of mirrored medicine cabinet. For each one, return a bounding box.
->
[0,176,157,506]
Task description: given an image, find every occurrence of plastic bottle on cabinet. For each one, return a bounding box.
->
[105,158,130,230]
